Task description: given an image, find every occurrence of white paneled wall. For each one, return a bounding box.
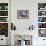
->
[11,0,46,29]
[11,0,38,30]
[11,0,46,46]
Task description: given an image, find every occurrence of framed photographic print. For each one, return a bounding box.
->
[38,29,46,37]
[17,10,29,19]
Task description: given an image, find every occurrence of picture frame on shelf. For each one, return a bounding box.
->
[38,3,46,10]
[38,29,46,37]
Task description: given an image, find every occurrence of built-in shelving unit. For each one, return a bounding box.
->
[38,3,46,37]
[0,3,8,37]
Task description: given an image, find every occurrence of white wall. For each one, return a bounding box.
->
[11,0,46,46]
[11,0,38,30]
[11,0,46,30]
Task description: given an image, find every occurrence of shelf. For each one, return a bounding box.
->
[38,22,46,23]
[38,3,46,37]
[0,10,8,11]
[0,22,8,23]
[0,16,8,17]
[38,10,46,11]
[38,15,46,17]
[38,28,46,29]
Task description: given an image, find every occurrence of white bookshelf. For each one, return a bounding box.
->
[0,0,11,45]
[0,3,8,38]
[38,3,46,37]
[38,3,46,29]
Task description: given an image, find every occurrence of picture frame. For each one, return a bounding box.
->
[38,29,46,37]
[17,10,29,19]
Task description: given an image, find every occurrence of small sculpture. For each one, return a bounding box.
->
[11,23,16,30]
[29,25,35,30]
